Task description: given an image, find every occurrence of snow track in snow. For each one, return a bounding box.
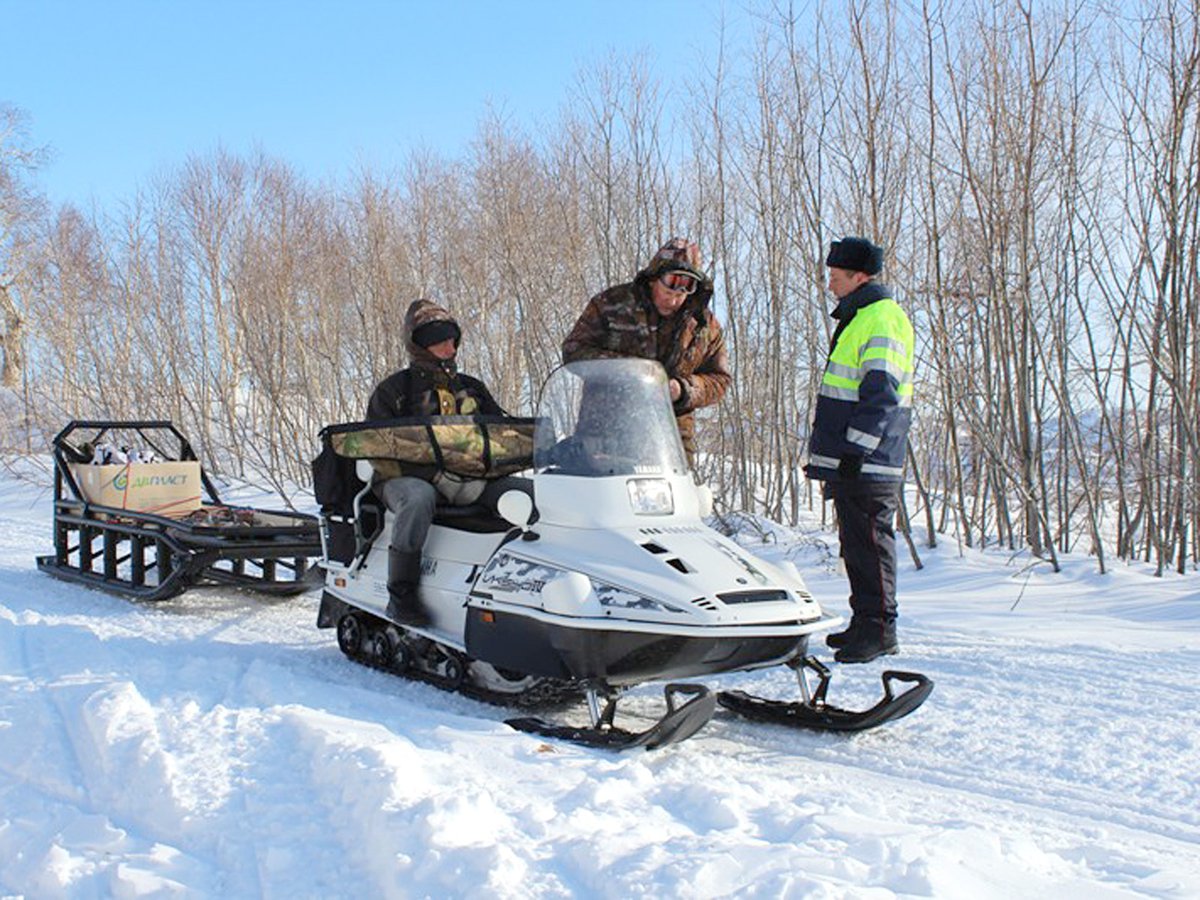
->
[2,480,1199,898]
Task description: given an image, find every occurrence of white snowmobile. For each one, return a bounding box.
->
[313,358,931,749]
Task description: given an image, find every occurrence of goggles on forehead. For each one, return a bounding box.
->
[658,271,699,295]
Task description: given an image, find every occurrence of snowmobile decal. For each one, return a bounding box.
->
[592,582,690,615]
[478,554,561,595]
[705,537,772,586]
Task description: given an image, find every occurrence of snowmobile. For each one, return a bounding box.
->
[313,359,932,749]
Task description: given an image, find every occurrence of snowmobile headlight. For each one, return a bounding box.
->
[627,478,673,515]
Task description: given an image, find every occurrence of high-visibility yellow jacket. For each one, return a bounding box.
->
[807,282,914,482]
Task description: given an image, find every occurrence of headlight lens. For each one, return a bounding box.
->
[627,478,673,515]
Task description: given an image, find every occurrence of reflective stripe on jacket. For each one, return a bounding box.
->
[807,283,913,482]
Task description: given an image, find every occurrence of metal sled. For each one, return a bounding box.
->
[36,420,322,602]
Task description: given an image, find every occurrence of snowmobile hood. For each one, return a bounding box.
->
[481,510,824,631]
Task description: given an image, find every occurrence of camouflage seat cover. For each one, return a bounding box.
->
[323,415,538,481]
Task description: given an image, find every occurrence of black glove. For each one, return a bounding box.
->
[670,375,691,412]
[838,454,863,480]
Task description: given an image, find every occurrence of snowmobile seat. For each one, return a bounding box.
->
[431,501,511,534]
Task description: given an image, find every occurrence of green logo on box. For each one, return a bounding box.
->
[110,471,189,490]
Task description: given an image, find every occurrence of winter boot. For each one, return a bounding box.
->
[833,617,898,664]
[824,615,860,649]
[386,548,430,627]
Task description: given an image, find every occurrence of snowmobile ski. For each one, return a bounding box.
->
[717,655,933,732]
[507,683,716,751]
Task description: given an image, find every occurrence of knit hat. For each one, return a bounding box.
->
[825,237,884,275]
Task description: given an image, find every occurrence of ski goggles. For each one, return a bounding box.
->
[658,271,699,295]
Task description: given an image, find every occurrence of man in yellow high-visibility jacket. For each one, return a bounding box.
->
[804,237,914,663]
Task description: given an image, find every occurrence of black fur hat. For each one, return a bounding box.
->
[825,237,884,275]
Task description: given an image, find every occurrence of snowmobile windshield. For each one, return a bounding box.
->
[533,359,691,478]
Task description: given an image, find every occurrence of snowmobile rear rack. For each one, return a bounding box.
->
[36,420,322,602]
[717,655,934,732]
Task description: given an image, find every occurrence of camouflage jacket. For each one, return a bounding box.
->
[561,273,731,464]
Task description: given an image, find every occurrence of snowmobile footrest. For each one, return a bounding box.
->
[718,665,933,732]
[507,683,716,750]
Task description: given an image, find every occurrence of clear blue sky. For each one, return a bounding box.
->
[2,0,751,209]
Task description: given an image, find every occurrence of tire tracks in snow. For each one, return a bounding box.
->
[711,626,1200,851]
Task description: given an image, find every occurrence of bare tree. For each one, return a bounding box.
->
[7,3,1200,571]
[0,103,49,451]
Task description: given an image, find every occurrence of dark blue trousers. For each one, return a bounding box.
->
[826,480,901,623]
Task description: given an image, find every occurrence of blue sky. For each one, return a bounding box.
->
[3,0,749,209]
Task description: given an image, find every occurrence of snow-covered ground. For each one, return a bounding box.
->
[2,469,1198,899]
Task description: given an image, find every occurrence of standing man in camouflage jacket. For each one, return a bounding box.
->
[561,238,732,468]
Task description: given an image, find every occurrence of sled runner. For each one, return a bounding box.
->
[314,360,933,749]
[37,420,322,602]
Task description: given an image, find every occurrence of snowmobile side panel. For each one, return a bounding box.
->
[318,590,353,629]
[463,607,575,679]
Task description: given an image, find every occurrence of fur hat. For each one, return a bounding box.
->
[826,237,884,275]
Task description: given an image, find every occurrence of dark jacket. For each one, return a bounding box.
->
[807,282,914,483]
[561,261,731,465]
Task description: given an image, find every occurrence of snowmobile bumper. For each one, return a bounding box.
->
[466,605,813,685]
[717,655,933,732]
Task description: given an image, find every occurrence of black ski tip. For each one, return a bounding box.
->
[507,683,716,751]
[718,669,933,733]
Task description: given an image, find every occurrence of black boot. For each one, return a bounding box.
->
[834,617,898,664]
[825,616,860,649]
[387,548,430,627]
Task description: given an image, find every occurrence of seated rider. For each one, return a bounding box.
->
[366,298,527,627]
